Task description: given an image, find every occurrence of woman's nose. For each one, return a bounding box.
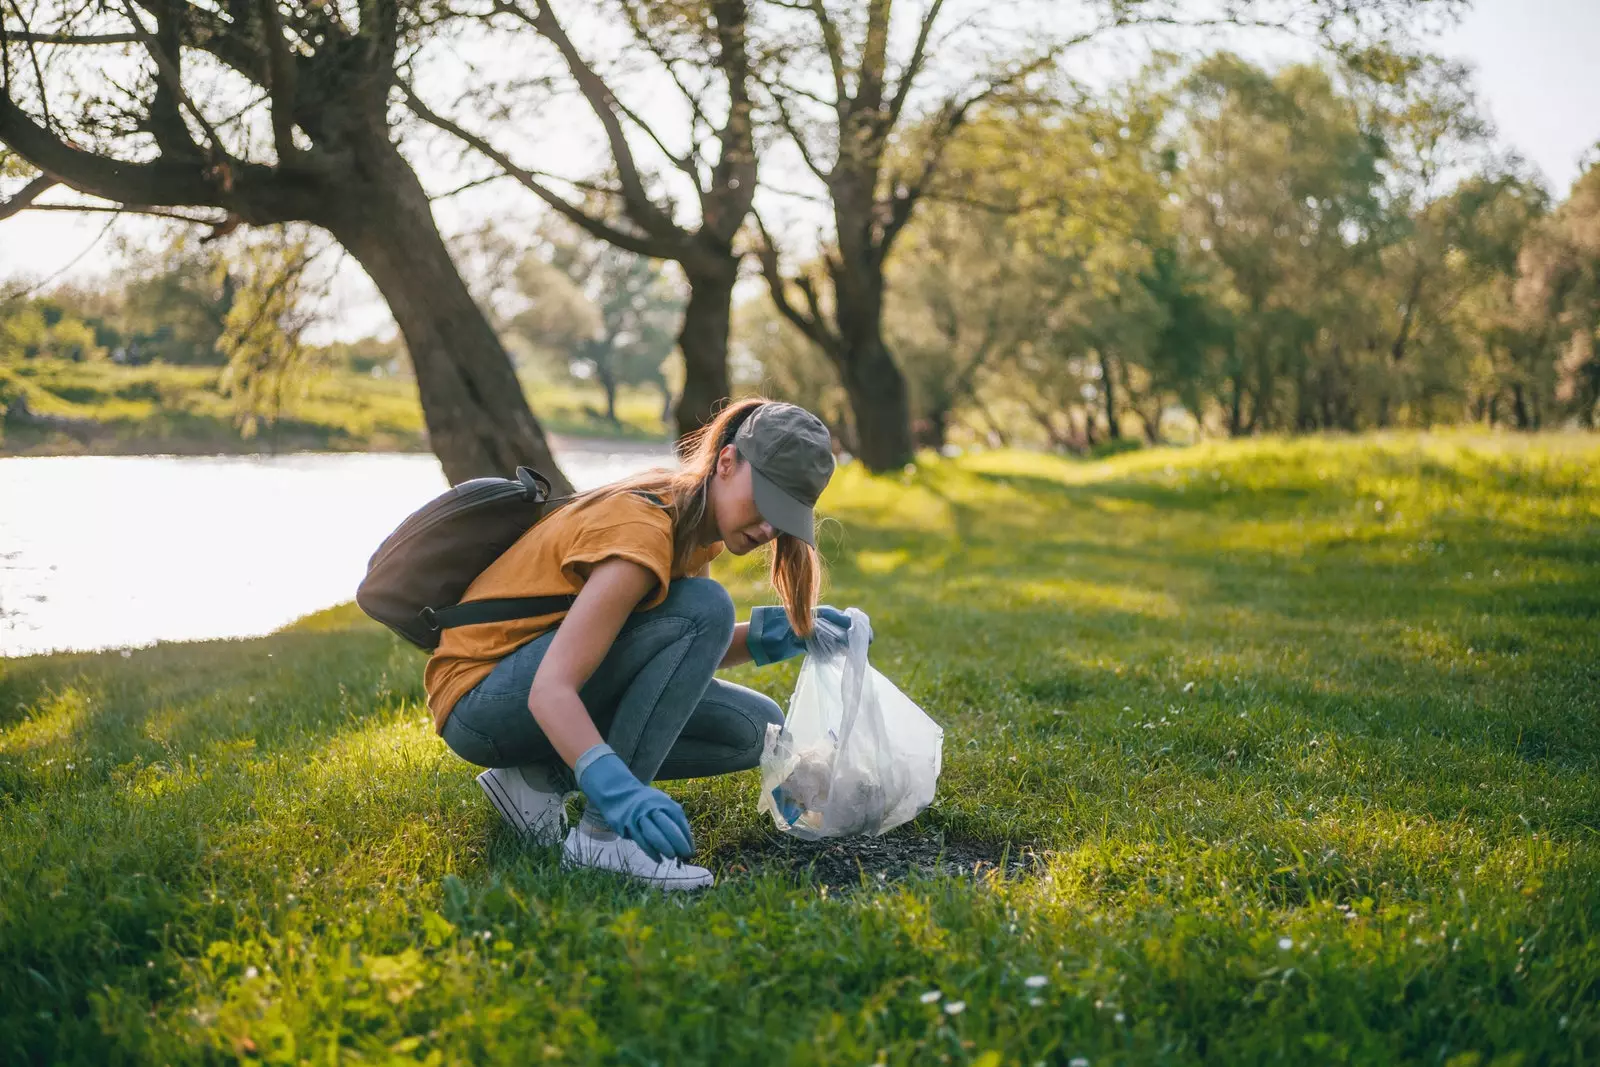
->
[754,521,776,544]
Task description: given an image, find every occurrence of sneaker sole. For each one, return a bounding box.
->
[560,845,714,891]
[476,769,565,847]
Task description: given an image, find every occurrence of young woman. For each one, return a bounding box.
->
[424,398,855,890]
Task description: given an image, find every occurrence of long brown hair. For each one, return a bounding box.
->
[566,397,825,637]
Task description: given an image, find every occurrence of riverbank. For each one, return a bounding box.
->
[4,433,1597,1062]
[0,358,670,457]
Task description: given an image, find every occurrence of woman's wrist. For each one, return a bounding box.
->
[574,742,616,780]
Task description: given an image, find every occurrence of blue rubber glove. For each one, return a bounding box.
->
[574,744,694,862]
[747,604,858,666]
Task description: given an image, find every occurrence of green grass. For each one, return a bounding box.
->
[0,358,670,455]
[3,432,1598,1064]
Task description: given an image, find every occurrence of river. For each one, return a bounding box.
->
[0,440,674,658]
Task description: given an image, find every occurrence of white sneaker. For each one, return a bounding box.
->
[476,766,568,846]
[561,827,715,891]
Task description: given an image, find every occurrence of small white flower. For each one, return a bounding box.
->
[944,1001,966,1015]
[1025,974,1049,988]
[1070,1058,1091,1067]
[1493,569,1501,578]
[1028,996,1044,1006]
[1278,937,1293,950]
[1183,681,1195,693]
[244,966,259,979]
[1113,1012,1126,1023]
[919,990,942,1004]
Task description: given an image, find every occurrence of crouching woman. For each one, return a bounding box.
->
[423,398,854,890]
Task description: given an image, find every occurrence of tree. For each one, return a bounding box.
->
[510,230,685,425]
[1343,48,1495,424]
[405,0,760,442]
[753,1,1461,470]
[0,0,571,487]
[215,232,326,448]
[113,234,235,365]
[1179,55,1386,434]
[1515,163,1600,427]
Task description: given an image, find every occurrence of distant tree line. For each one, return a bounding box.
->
[7,0,1592,482]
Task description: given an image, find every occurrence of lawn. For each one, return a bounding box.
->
[0,358,670,456]
[1,433,1597,1064]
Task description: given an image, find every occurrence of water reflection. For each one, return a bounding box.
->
[0,440,674,657]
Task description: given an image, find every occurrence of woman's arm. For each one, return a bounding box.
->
[720,622,752,669]
[526,558,658,768]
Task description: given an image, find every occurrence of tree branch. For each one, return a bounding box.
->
[753,208,837,353]
[805,0,848,109]
[0,93,302,222]
[401,82,676,260]
[0,174,54,220]
[20,200,231,225]
[3,31,144,44]
[767,86,830,181]
[255,0,301,162]
[885,0,943,128]
[492,0,679,239]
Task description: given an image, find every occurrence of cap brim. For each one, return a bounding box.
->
[750,466,816,547]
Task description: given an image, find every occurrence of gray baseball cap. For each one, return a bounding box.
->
[733,402,834,547]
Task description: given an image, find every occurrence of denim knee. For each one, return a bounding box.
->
[665,576,735,638]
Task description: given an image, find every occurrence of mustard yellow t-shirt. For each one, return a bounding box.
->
[423,492,723,730]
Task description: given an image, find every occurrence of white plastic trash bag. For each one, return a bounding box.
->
[758,608,943,839]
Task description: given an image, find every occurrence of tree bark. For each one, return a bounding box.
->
[1511,382,1530,430]
[837,332,915,470]
[675,259,736,440]
[326,142,571,489]
[1098,349,1121,440]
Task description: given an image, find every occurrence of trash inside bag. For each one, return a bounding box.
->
[759,608,943,839]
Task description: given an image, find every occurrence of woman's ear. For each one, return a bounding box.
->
[714,443,737,479]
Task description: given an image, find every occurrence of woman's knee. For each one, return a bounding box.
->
[666,576,735,638]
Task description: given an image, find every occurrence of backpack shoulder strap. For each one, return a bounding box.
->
[424,594,579,633]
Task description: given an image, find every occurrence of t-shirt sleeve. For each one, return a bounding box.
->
[559,497,675,604]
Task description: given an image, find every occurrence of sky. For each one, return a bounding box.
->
[1,0,1596,340]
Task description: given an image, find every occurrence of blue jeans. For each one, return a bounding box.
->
[440,577,783,786]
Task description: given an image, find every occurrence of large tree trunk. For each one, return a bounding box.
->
[837,333,915,471]
[675,259,736,441]
[327,143,571,490]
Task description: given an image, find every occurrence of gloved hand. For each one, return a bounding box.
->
[747,604,863,666]
[574,744,695,861]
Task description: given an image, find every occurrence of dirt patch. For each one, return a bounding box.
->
[719,830,1041,890]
